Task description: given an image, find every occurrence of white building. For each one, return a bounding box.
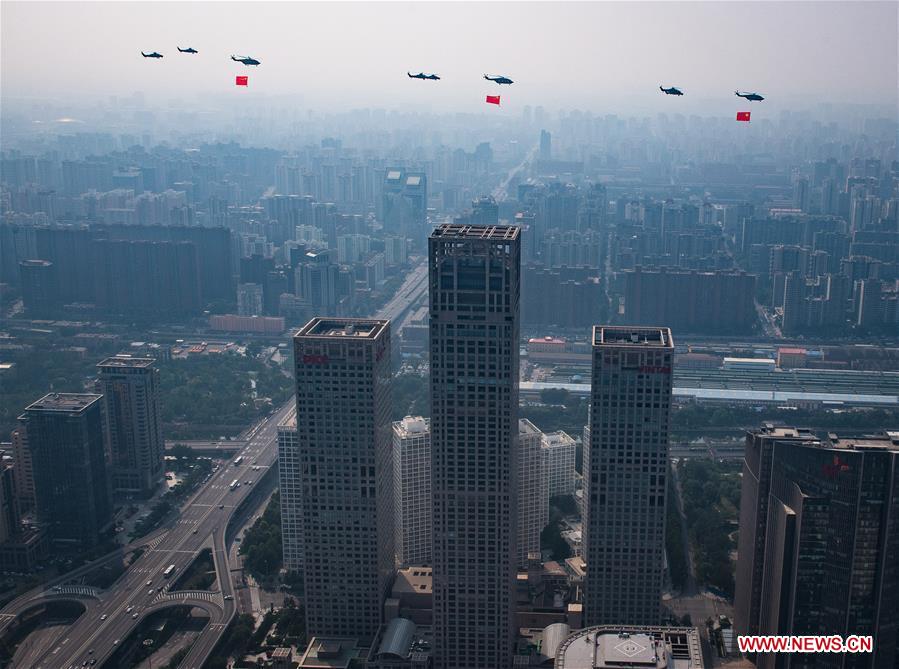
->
[237,283,264,317]
[277,406,302,571]
[541,430,576,499]
[392,416,432,567]
[518,419,549,568]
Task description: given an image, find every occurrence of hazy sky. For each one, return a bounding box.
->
[2,1,897,115]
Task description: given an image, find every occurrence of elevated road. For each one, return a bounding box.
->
[2,258,431,669]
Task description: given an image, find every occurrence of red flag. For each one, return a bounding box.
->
[236,76,248,86]
[736,111,751,122]
[486,95,500,105]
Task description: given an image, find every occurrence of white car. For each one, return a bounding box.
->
[126,606,133,613]
[147,589,154,595]
[146,580,152,586]
[100,614,107,621]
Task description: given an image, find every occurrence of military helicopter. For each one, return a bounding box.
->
[408,72,440,80]
[735,90,765,101]
[660,86,684,96]
[484,74,514,85]
[141,51,163,59]
[177,47,198,54]
[231,55,261,66]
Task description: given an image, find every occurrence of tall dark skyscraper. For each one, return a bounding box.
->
[97,356,164,498]
[429,223,520,669]
[17,393,111,549]
[584,326,674,626]
[293,318,393,641]
[735,428,899,669]
[734,425,818,640]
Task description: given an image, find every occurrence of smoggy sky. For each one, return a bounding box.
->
[2,1,897,116]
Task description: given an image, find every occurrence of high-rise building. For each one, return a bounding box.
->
[293,318,393,641]
[17,393,111,548]
[97,356,164,498]
[584,326,674,626]
[9,427,34,512]
[382,169,428,248]
[733,425,818,640]
[277,406,302,572]
[429,223,520,669]
[237,283,264,316]
[541,430,577,499]
[392,416,432,567]
[0,463,20,544]
[734,428,899,669]
[518,419,548,568]
[539,130,552,162]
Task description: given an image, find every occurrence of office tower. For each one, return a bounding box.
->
[18,259,59,315]
[293,318,393,641]
[584,326,674,626]
[9,427,34,511]
[0,464,20,544]
[382,169,428,248]
[392,416,432,567]
[734,425,817,639]
[296,249,340,313]
[277,406,302,572]
[539,130,552,161]
[97,356,164,498]
[734,429,899,669]
[541,430,577,498]
[237,283,264,316]
[17,394,111,548]
[518,419,548,568]
[429,223,520,669]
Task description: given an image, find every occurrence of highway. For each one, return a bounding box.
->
[1,257,431,669]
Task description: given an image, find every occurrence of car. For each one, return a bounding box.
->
[88,650,93,655]
[192,528,198,534]
[126,605,133,612]
[132,613,139,619]
[148,589,154,595]
[245,480,251,485]
[219,504,224,509]
[146,580,152,586]
[100,614,107,621]
[223,594,233,600]
[113,640,119,646]
[90,661,96,666]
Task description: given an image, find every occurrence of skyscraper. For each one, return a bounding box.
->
[734,429,899,669]
[97,356,164,498]
[293,317,393,641]
[392,416,432,567]
[584,326,674,626]
[17,393,111,548]
[518,419,548,568]
[541,430,577,498]
[276,406,302,572]
[429,223,520,669]
[733,425,818,640]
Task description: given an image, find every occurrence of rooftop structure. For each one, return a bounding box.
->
[23,393,103,413]
[594,326,673,348]
[298,637,363,669]
[430,222,520,241]
[297,317,389,339]
[555,626,703,669]
[96,355,155,369]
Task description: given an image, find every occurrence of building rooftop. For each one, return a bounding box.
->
[594,326,673,349]
[393,566,432,596]
[431,222,520,241]
[556,626,703,669]
[298,637,362,669]
[827,433,899,452]
[97,355,156,369]
[519,418,542,436]
[297,317,389,340]
[22,393,102,414]
[394,416,429,437]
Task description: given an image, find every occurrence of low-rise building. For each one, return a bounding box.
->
[555,626,703,669]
